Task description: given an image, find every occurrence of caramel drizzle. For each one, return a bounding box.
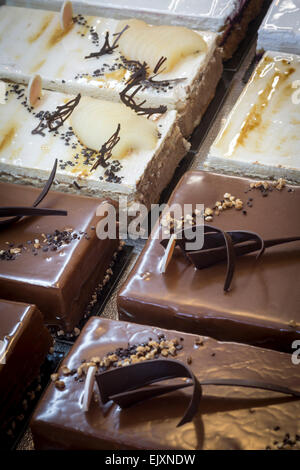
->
[84,25,129,59]
[120,61,167,118]
[0,159,67,228]
[90,124,121,171]
[161,224,300,292]
[32,93,81,135]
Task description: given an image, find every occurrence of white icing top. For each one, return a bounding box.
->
[6,0,246,31]
[0,82,179,195]
[0,5,218,109]
[257,0,300,55]
[208,51,300,171]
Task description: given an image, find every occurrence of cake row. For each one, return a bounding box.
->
[1,169,299,348]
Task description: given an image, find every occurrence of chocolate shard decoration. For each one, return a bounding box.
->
[84,25,129,59]
[0,159,67,229]
[90,124,121,171]
[120,61,168,118]
[160,224,300,292]
[32,94,81,134]
[96,359,202,427]
[0,207,67,217]
[95,358,300,428]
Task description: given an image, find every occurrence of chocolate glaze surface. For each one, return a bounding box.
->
[0,183,119,331]
[31,317,300,450]
[118,171,300,352]
[0,299,52,431]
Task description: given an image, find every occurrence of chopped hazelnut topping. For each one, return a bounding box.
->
[55,380,66,390]
[61,366,71,376]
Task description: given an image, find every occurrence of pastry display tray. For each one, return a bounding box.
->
[0,1,273,451]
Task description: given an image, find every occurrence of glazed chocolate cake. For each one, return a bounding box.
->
[0,299,52,435]
[31,317,300,450]
[118,170,300,352]
[0,181,120,333]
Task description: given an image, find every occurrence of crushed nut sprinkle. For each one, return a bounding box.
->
[54,334,185,389]
[249,178,287,194]
[0,228,92,261]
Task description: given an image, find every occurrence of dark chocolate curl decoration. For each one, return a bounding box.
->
[96,359,202,427]
[160,224,300,292]
[84,25,129,59]
[0,159,67,228]
[32,94,81,135]
[119,61,167,118]
[144,56,186,87]
[90,124,121,171]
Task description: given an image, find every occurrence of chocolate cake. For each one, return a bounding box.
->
[118,171,300,352]
[31,317,300,450]
[0,299,52,435]
[0,181,120,333]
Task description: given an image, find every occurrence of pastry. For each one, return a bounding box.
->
[257,0,300,55]
[0,179,120,333]
[0,4,223,136]
[205,51,300,183]
[118,170,300,352]
[0,299,52,435]
[31,317,300,450]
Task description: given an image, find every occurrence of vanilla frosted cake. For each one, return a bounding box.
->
[7,0,265,59]
[0,4,222,136]
[206,51,300,183]
[0,82,189,208]
[257,0,300,55]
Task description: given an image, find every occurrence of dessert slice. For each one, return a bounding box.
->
[31,317,300,450]
[0,181,120,333]
[7,0,265,60]
[0,4,222,136]
[0,82,189,208]
[257,0,300,55]
[206,51,300,183]
[118,170,300,353]
[0,299,52,435]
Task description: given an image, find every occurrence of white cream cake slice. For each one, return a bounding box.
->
[257,0,300,55]
[0,82,190,208]
[205,51,300,183]
[6,0,265,60]
[0,4,222,137]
